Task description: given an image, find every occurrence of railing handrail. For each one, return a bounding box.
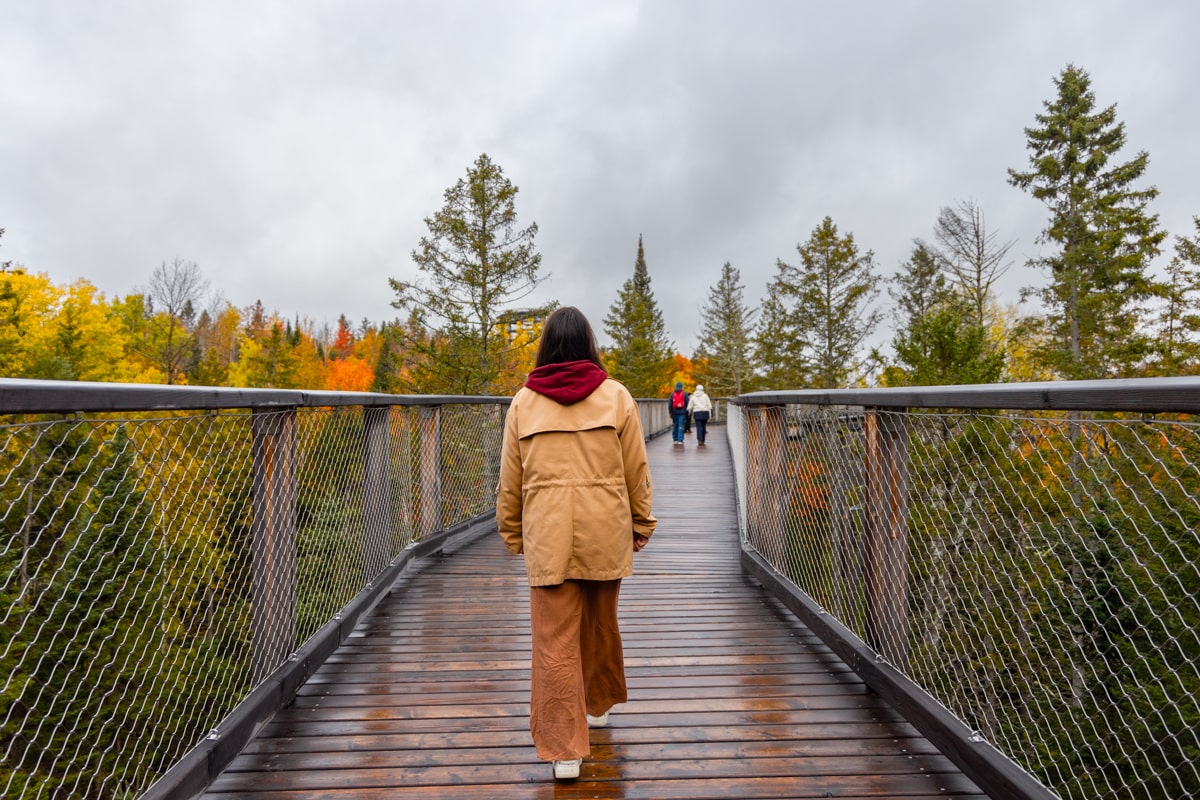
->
[11,373,1200,416]
[0,377,515,414]
[0,377,678,415]
[732,376,1200,413]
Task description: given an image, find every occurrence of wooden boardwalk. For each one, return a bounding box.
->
[202,427,987,799]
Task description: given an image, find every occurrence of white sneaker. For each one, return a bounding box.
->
[553,759,581,780]
[586,710,610,727]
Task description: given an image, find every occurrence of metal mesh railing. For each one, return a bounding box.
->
[0,393,509,799]
[728,397,1200,800]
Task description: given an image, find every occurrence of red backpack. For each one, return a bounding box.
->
[671,390,686,410]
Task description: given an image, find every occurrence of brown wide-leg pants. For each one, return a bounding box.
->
[529,579,628,761]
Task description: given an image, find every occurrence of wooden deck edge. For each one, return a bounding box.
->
[740,547,1062,800]
[142,513,498,800]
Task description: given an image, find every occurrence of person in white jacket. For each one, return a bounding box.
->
[688,385,714,446]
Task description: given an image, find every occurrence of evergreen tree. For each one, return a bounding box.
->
[787,217,882,389]
[892,296,1005,386]
[389,153,547,395]
[695,262,757,395]
[892,241,949,326]
[886,240,950,383]
[886,240,1006,387]
[1153,217,1200,375]
[1008,64,1165,379]
[371,322,400,393]
[603,235,674,397]
[753,274,807,390]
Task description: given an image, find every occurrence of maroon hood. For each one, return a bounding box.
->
[524,360,609,405]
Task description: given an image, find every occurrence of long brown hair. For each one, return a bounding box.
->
[535,306,603,368]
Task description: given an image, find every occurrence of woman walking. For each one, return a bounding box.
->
[496,306,657,781]
[689,384,713,446]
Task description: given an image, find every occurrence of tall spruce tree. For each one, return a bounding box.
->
[370,322,400,392]
[695,262,757,395]
[788,217,881,389]
[753,270,807,390]
[1008,64,1165,379]
[389,153,546,394]
[1154,217,1200,374]
[603,235,674,397]
[892,241,949,326]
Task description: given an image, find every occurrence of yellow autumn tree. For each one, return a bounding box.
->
[0,268,131,381]
[1,267,60,377]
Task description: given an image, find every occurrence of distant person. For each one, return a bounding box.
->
[668,381,688,445]
[689,384,713,446]
[496,306,657,782]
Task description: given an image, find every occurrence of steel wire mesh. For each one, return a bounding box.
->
[438,404,506,529]
[0,400,504,799]
[729,402,1200,800]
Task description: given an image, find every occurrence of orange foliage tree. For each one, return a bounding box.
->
[324,318,382,392]
[669,352,695,392]
[330,315,355,360]
[326,356,374,392]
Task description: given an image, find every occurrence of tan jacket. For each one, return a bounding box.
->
[496,378,657,586]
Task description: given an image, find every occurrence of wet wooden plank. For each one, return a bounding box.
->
[208,753,977,789]
[201,427,987,798]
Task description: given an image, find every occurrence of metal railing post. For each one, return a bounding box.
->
[363,406,391,579]
[746,404,787,567]
[419,405,442,539]
[487,403,506,501]
[250,407,298,683]
[863,407,910,670]
[831,419,862,622]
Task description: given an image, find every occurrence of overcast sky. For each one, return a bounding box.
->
[2,0,1197,355]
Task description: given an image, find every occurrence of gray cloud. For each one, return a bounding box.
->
[2,0,1197,357]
